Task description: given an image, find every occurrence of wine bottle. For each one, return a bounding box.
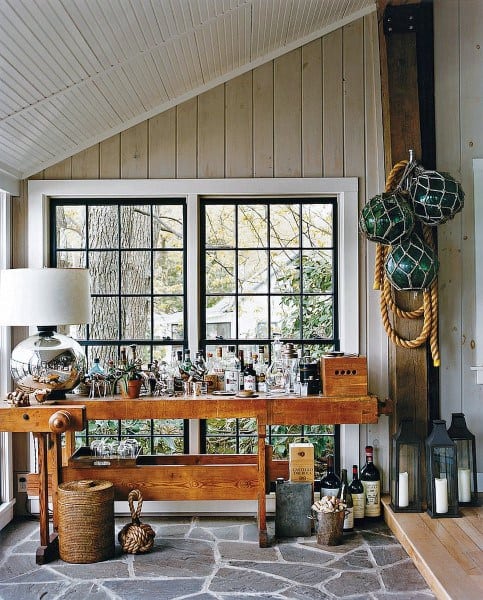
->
[348,464,365,524]
[319,455,341,498]
[243,351,257,391]
[360,445,381,519]
[337,468,354,531]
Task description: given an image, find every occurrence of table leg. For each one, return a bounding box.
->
[34,433,59,564]
[257,422,268,547]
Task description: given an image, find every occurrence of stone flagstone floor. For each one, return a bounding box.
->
[0,515,436,600]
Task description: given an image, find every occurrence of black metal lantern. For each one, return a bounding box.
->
[447,413,478,506]
[425,420,460,518]
[390,419,422,512]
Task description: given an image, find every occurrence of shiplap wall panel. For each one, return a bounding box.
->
[301,39,323,178]
[176,98,198,178]
[121,122,148,179]
[72,146,100,180]
[198,86,225,178]
[363,12,387,399]
[343,19,365,180]
[44,157,72,180]
[434,0,463,408]
[274,49,302,177]
[100,135,121,179]
[323,29,344,177]
[149,108,176,179]
[252,62,274,178]
[225,72,253,178]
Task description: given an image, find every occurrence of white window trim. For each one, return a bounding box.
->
[0,191,15,529]
[27,177,361,513]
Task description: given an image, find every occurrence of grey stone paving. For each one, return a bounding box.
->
[0,516,436,599]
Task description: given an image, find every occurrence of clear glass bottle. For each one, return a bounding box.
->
[224,345,240,392]
[255,345,267,392]
[87,357,105,377]
[282,342,298,393]
[320,455,341,497]
[349,464,365,524]
[266,334,287,394]
[360,445,381,519]
[338,468,354,531]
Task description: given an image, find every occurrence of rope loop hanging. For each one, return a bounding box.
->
[373,159,440,367]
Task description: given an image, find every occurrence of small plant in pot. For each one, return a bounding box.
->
[116,345,146,399]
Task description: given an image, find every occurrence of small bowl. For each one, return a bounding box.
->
[237,389,254,397]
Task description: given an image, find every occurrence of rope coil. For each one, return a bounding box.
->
[118,489,155,554]
[375,160,440,366]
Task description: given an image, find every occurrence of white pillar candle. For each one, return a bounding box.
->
[398,471,409,507]
[458,468,472,503]
[434,477,448,513]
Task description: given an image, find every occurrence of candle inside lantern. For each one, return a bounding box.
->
[398,471,409,507]
[434,477,448,513]
[458,468,471,502]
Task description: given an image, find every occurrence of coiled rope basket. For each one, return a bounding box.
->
[118,489,155,554]
[373,160,440,366]
[58,479,115,563]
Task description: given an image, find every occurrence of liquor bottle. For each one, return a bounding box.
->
[348,464,365,524]
[337,468,354,531]
[211,346,225,391]
[243,351,257,391]
[224,345,240,392]
[254,346,267,392]
[181,349,193,377]
[319,455,341,498]
[360,445,381,519]
[238,350,245,390]
[193,351,207,380]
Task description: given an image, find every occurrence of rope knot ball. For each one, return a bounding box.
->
[118,489,155,554]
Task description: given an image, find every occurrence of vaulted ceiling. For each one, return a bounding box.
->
[0,0,376,183]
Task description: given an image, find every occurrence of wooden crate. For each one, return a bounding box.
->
[321,355,368,396]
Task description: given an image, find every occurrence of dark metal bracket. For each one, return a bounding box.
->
[383,3,430,36]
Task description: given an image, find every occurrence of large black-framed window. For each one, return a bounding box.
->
[199,197,339,466]
[50,198,188,454]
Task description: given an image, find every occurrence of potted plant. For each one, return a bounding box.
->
[116,345,145,399]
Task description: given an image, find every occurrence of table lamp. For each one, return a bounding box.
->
[0,268,91,399]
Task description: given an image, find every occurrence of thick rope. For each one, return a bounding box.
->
[118,489,155,554]
[375,160,440,365]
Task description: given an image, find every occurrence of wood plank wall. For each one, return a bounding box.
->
[12,13,390,489]
[434,0,483,480]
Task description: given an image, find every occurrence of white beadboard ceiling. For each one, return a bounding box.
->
[0,0,376,184]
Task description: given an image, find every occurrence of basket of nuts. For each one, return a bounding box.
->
[310,495,347,546]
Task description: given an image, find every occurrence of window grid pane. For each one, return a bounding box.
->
[200,197,339,463]
[52,199,187,455]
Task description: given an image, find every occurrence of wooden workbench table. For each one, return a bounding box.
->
[0,393,378,561]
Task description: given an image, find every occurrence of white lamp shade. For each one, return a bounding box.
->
[0,268,91,326]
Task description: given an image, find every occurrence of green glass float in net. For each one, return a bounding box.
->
[385,232,439,291]
[359,191,414,245]
[408,168,464,226]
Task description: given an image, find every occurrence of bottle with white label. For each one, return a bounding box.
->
[319,455,341,498]
[223,345,240,393]
[360,445,381,519]
[243,351,257,391]
[348,464,365,524]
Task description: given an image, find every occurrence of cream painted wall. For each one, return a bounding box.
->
[435,0,483,485]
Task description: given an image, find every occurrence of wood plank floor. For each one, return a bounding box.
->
[382,496,483,600]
